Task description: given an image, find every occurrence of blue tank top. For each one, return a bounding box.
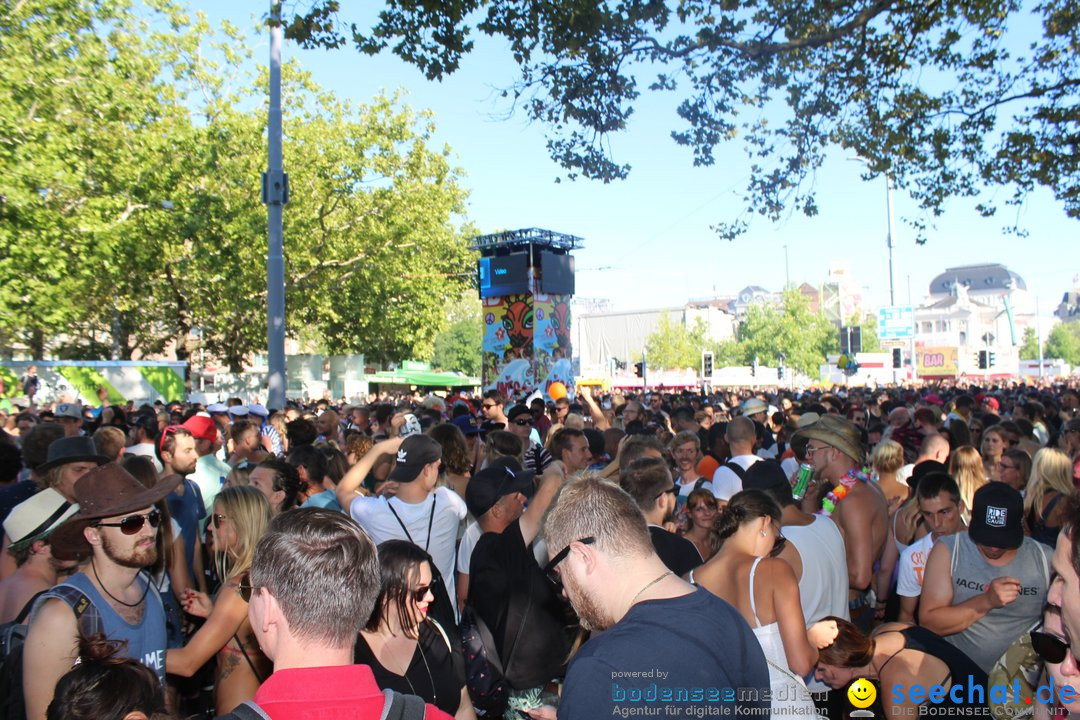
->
[63,571,167,685]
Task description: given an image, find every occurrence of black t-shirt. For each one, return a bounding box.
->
[353,619,465,716]
[648,526,702,576]
[560,586,771,720]
[468,519,570,688]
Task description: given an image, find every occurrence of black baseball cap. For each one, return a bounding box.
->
[507,405,532,422]
[742,461,790,493]
[465,457,536,518]
[388,435,443,483]
[969,482,1023,550]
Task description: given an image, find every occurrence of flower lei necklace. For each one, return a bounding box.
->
[819,468,871,517]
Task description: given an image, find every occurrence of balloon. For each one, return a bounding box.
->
[548,381,567,400]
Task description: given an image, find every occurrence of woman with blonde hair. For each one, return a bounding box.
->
[870,440,913,621]
[1024,447,1074,547]
[949,445,987,525]
[166,486,272,715]
[870,440,908,510]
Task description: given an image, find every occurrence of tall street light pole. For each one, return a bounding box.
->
[264,1,288,410]
[884,173,897,307]
[849,157,897,307]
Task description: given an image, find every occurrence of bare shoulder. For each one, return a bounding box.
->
[758,556,797,585]
[25,597,79,656]
[28,596,78,631]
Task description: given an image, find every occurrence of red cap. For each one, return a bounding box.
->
[181,414,218,443]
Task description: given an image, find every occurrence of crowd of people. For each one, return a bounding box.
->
[0,381,1079,720]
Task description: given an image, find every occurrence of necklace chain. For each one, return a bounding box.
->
[387,624,437,708]
[91,558,150,609]
[629,570,674,608]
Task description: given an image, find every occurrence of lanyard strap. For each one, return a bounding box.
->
[387,494,437,552]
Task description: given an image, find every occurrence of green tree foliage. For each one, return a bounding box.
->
[0,2,472,369]
[431,293,483,375]
[0,0,184,357]
[739,289,837,376]
[641,290,837,376]
[643,314,711,370]
[1044,322,1080,366]
[1018,327,1041,361]
[285,0,1080,240]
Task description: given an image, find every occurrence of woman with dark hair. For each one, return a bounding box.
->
[813,616,987,716]
[427,423,472,500]
[681,488,718,562]
[356,540,476,720]
[688,490,817,718]
[47,635,168,720]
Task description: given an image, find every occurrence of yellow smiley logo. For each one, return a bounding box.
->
[847,678,877,709]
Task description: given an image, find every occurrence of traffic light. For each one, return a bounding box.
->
[702,352,714,379]
[988,352,996,368]
[777,366,784,380]
[634,361,645,378]
[977,350,988,369]
[751,356,758,377]
[892,348,902,368]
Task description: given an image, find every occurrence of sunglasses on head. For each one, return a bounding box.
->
[1031,630,1071,664]
[158,424,181,452]
[93,509,162,535]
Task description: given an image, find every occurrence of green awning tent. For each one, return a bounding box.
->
[367,369,480,388]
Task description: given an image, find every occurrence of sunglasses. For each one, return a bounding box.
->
[513,418,533,426]
[544,536,596,586]
[655,485,678,500]
[94,509,162,535]
[158,424,181,452]
[238,572,259,603]
[212,513,227,529]
[1031,630,1071,664]
[770,533,787,558]
[481,403,497,410]
[411,584,433,603]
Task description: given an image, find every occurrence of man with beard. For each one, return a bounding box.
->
[23,463,177,720]
[619,457,702,576]
[529,476,769,720]
[798,415,888,631]
[157,426,206,591]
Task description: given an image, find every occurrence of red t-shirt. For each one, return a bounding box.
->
[254,664,452,720]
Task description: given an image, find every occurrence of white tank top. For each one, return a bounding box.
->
[783,515,851,623]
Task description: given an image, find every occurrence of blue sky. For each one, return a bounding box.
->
[192,3,1078,318]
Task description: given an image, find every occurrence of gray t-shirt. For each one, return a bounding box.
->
[938,532,1051,672]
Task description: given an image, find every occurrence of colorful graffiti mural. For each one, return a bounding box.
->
[482,288,575,401]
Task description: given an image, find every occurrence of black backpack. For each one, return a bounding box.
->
[459,605,510,718]
[460,576,534,719]
[0,585,103,720]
